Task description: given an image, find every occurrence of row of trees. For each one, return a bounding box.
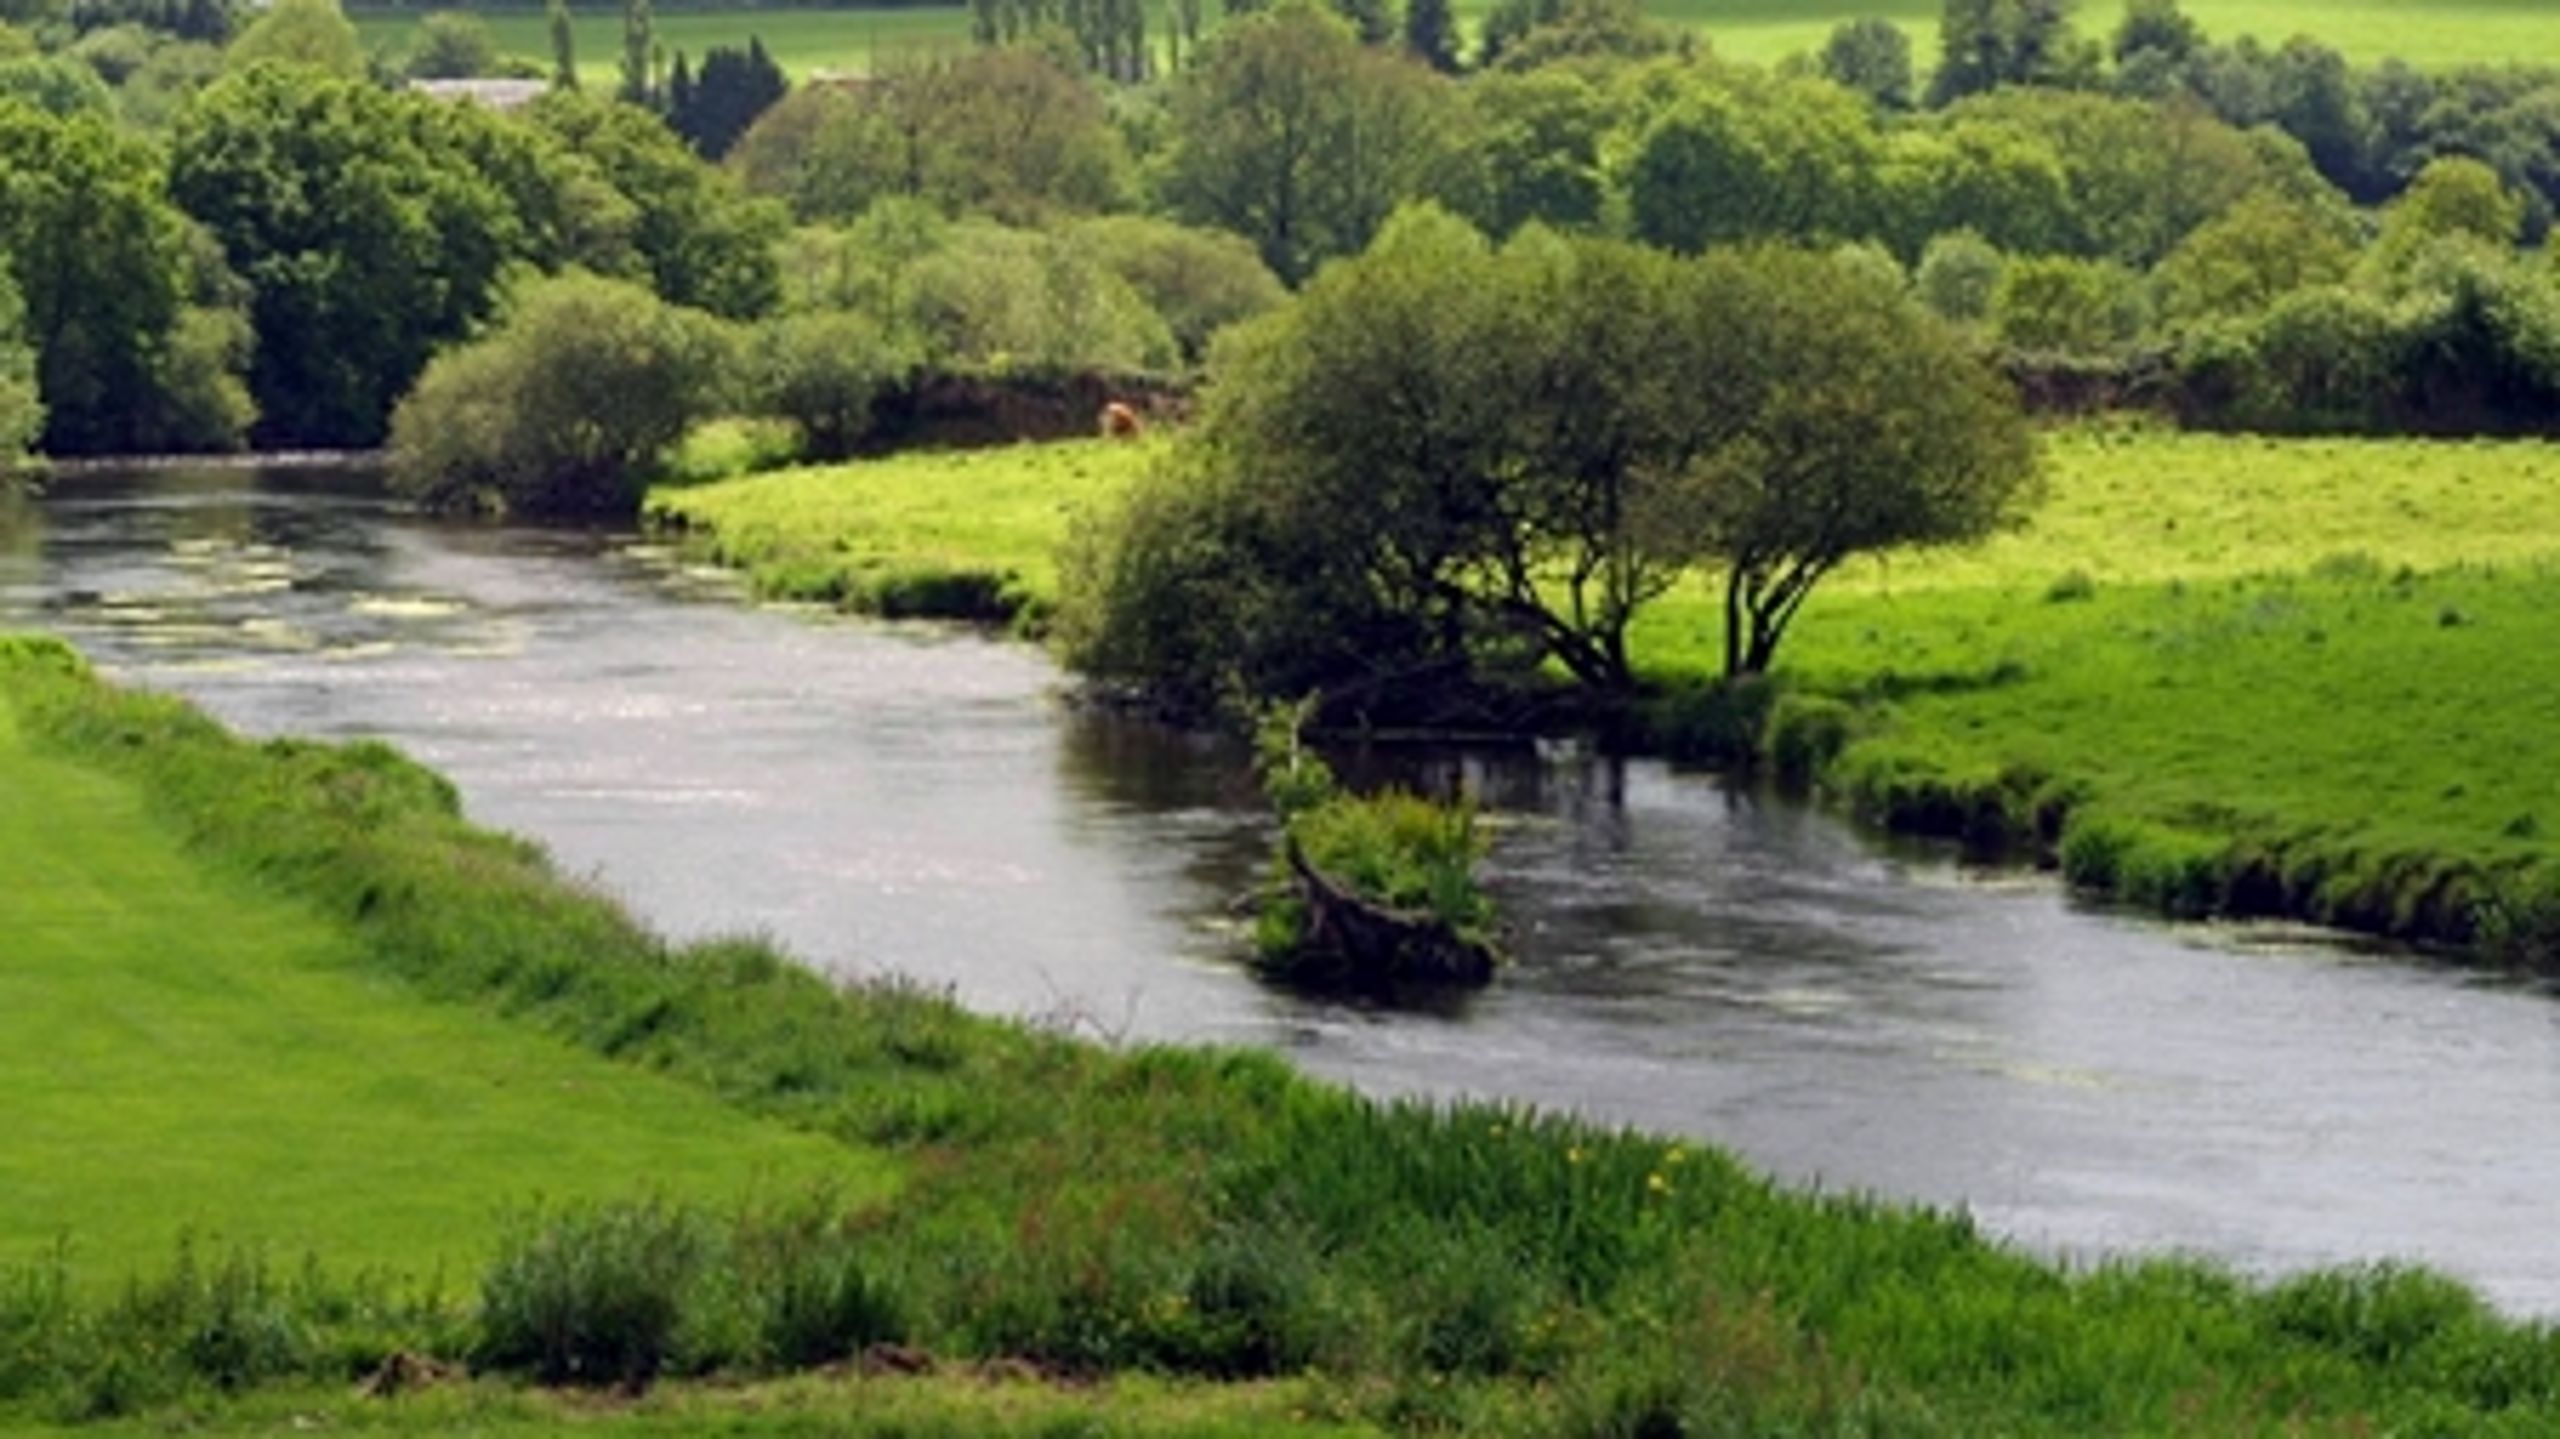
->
[1059,207,2035,711]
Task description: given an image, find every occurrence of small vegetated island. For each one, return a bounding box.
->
[12,0,2560,1428]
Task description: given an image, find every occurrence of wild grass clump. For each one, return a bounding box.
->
[1247,708,1497,989]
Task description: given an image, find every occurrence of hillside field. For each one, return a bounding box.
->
[350,0,2560,80]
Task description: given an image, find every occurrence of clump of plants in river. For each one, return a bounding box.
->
[14,634,2560,1433]
[1251,703,1498,991]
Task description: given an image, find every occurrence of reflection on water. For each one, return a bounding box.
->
[14,461,2560,1314]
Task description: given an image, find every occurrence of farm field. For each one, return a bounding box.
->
[350,0,2560,78]
[656,424,2560,942]
[0,681,877,1288]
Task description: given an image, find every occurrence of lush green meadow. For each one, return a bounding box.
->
[0,684,874,1290]
[350,0,2560,79]
[18,631,2560,1430]
[646,436,1154,622]
[655,425,2560,950]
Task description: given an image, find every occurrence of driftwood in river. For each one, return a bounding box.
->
[1279,837,1498,988]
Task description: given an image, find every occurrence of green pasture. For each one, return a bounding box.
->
[1633,425,2560,879]
[647,436,1154,615]
[0,693,877,1289]
[351,0,2560,80]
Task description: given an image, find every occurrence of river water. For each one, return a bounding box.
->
[8,462,2560,1313]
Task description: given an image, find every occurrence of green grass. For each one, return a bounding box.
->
[644,437,1153,622]
[0,683,874,1292]
[15,634,2560,1430]
[351,0,2560,80]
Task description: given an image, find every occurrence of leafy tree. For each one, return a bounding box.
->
[1403,0,1456,74]
[0,55,113,115]
[1461,67,1611,236]
[404,10,502,80]
[1880,120,2075,257]
[743,309,909,460]
[388,270,733,517]
[1624,75,1882,253]
[617,0,650,105]
[1914,227,2004,323]
[225,0,362,77]
[1929,0,2082,105]
[528,89,785,317]
[548,0,575,90]
[170,64,522,445]
[0,264,41,469]
[0,99,248,452]
[1486,0,1671,72]
[1821,17,1913,110]
[2370,154,2526,272]
[1991,252,2148,352]
[730,49,1131,223]
[1063,214,1285,362]
[2153,191,2355,325]
[2110,0,2199,69]
[667,37,784,160]
[2263,36,2372,198]
[1159,2,1465,283]
[1678,245,2036,675]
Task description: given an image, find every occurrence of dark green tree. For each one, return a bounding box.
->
[548,0,577,90]
[169,65,523,445]
[618,0,651,105]
[1159,2,1465,283]
[1402,0,1455,71]
[669,36,786,160]
[1821,17,1913,110]
[529,89,786,317]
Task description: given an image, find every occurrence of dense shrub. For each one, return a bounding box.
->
[742,310,910,460]
[1915,227,2005,324]
[387,271,734,518]
[1993,253,2150,354]
[1062,215,1285,364]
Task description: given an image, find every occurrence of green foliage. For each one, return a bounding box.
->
[742,309,908,460]
[477,1200,706,1387]
[1159,1,1467,284]
[730,48,1132,225]
[2155,190,2358,326]
[1820,16,1913,109]
[666,35,785,161]
[1062,215,1284,364]
[0,264,40,470]
[2369,154,2527,274]
[1992,253,2150,354]
[1624,73,1881,253]
[1914,227,2004,324]
[224,0,362,78]
[781,209,1178,376]
[0,54,112,116]
[530,88,786,319]
[1458,67,1612,237]
[388,270,735,518]
[169,64,525,446]
[402,9,505,80]
[0,100,249,454]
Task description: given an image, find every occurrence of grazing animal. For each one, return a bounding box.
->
[1099,400,1144,439]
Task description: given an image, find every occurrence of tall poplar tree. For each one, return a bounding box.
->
[618,0,653,105]
[548,0,578,90]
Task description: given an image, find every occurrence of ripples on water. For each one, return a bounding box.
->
[10,462,2560,1313]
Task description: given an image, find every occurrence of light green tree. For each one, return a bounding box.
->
[226,0,364,77]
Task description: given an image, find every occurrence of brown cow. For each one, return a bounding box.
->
[1099,400,1144,440]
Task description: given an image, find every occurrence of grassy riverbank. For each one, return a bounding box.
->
[651,424,2560,958]
[14,633,2560,1431]
[348,0,2560,78]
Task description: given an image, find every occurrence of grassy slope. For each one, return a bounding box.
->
[654,425,2560,942]
[0,693,879,1287]
[350,0,2560,77]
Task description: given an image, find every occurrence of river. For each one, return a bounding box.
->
[8,461,2560,1313]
